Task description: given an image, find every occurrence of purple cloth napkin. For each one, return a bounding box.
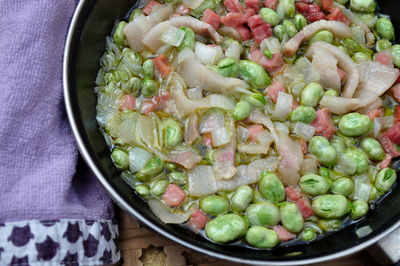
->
[0,1,119,264]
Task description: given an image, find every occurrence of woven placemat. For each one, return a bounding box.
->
[117,208,377,266]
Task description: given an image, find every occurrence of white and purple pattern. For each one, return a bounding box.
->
[0,219,119,266]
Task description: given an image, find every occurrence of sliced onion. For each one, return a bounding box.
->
[187,87,203,100]
[260,37,281,54]
[273,92,293,120]
[195,42,222,65]
[353,174,371,201]
[374,116,394,138]
[208,94,236,110]
[129,147,152,172]
[225,41,241,60]
[160,25,185,47]
[300,157,318,175]
[175,48,196,66]
[293,122,316,141]
[237,126,249,144]
[255,130,274,145]
[274,121,289,135]
[199,113,225,133]
[148,199,195,224]
[334,153,357,175]
[181,0,204,9]
[352,26,365,46]
[304,222,323,234]
[238,144,270,154]
[188,165,218,196]
[294,57,320,83]
[211,127,231,147]
[134,14,151,34]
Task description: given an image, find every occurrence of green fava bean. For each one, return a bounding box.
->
[164,122,183,149]
[312,194,348,219]
[324,89,338,97]
[346,148,370,174]
[252,189,266,203]
[246,226,279,248]
[318,219,342,231]
[150,180,169,197]
[111,148,129,169]
[376,39,392,52]
[282,19,298,38]
[246,202,280,226]
[319,167,331,179]
[136,157,164,181]
[338,113,371,137]
[166,162,177,171]
[129,9,144,22]
[124,77,142,96]
[233,100,251,121]
[217,57,239,77]
[352,52,371,62]
[179,27,196,50]
[143,59,154,78]
[274,25,286,42]
[337,45,351,56]
[376,18,395,41]
[350,0,375,12]
[331,177,354,197]
[335,0,349,5]
[122,48,143,65]
[260,8,279,26]
[243,93,266,108]
[205,214,247,243]
[239,60,271,89]
[351,200,369,219]
[290,106,316,123]
[280,202,304,233]
[200,195,229,216]
[309,30,334,44]
[191,0,217,18]
[113,21,127,46]
[259,172,285,203]
[301,82,324,108]
[300,228,316,241]
[375,168,397,192]
[168,171,186,185]
[309,136,337,167]
[141,78,158,98]
[331,136,346,155]
[392,45,400,68]
[300,174,331,196]
[293,14,307,31]
[361,138,385,161]
[344,38,361,53]
[135,184,150,197]
[277,0,295,18]
[231,185,253,211]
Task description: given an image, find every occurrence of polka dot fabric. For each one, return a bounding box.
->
[0,220,119,265]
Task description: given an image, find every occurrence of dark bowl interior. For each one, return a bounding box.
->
[65,0,400,264]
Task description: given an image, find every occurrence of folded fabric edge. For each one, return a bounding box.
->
[0,219,120,265]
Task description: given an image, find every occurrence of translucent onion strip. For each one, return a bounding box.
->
[211,127,231,147]
[129,147,152,172]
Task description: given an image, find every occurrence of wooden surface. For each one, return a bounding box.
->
[117,208,380,266]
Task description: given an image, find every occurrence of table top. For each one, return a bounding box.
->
[117,209,379,266]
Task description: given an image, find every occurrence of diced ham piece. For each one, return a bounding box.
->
[224,0,244,13]
[311,108,336,139]
[263,0,277,9]
[139,101,157,114]
[376,52,393,66]
[143,0,162,15]
[393,84,400,103]
[378,154,392,169]
[273,225,296,242]
[119,94,136,111]
[326,8,350,26]
[202,133,213,147]
[266,81,285,103]
[379,134,400,158]
[251,23,272,44]
[395,106,400,122]
[367,108,384,121]
[296,197,314,219]
[296,3,325,22]
[337,67,346,82]
[221,12,244,27]
[169,151,202,169]
[321,0,334,11]
[241,8,256,23]
[245,0,261,12]
[202,9,221,30]
[236,25,251,40]
[250,47,285,74]
[247,15,264,29]
[382,122,400,144]
[162,184,186,207]
[214,146,237,179]
[247,125,264,142]
[285,186,301,201]
[188,209,208,230]
[292,100,300,111]
[153,54,172,79]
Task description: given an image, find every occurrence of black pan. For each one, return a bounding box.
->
[63,0,400,264]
